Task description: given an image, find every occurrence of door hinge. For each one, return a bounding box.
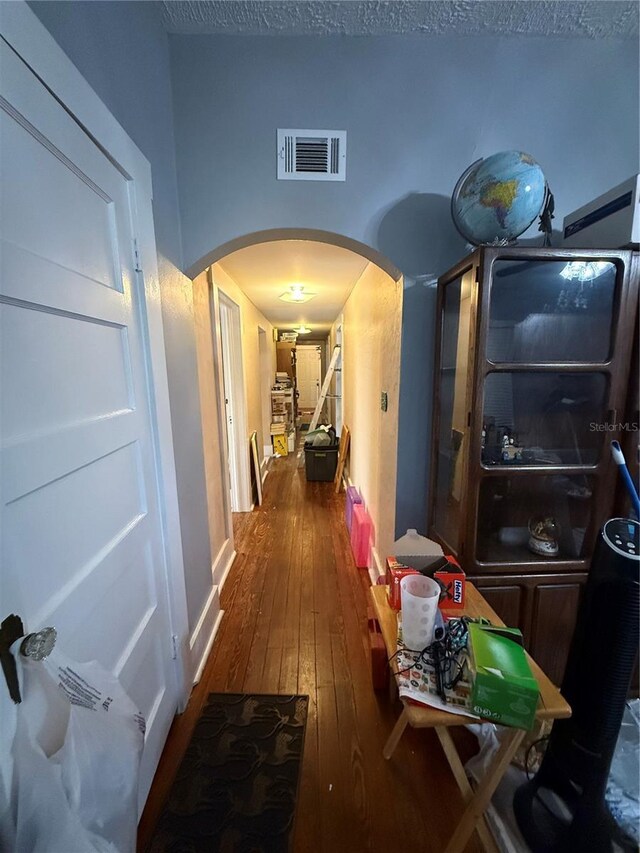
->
[171,634,178,660]
[133,238,143,273]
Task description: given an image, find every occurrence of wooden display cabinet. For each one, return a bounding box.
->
[428,247,638,684]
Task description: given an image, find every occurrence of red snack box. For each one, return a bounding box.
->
[433,555,465,612]
[385,555,466,612]
[386,558,420,610]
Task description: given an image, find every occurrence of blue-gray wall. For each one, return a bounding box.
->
[30,1,214,628]
[168,32,639,535]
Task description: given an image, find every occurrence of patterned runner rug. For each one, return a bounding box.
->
[148,694,308,853]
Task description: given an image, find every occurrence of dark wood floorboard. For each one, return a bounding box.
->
[138,452,483,852]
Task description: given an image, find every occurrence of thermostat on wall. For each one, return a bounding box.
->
[562,175,639,248]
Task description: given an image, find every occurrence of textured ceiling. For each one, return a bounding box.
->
[161,1,638,38]
[217,240,369,335]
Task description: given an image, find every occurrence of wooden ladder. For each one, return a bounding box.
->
[297,344,341,464]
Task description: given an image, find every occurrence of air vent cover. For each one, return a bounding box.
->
[277,129,346,181]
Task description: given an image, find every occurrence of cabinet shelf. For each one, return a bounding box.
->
[478,464,600,475]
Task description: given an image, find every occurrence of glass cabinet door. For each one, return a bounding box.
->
[473,254,622,567]
[487,259,617,363]
[481,371,609,466]
[476,474,595,564]
[432,268,475,551]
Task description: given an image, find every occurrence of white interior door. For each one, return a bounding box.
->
[258,328,272,461]
[296,345,322,409]
[219,296,240,510]
[218,292,251,512]
[0,39,178,806]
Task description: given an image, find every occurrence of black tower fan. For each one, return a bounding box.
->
[514,517,639,852]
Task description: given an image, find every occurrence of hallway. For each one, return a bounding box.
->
[140,452,482,852]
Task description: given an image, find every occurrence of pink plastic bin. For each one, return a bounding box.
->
[345,486,362,532]
[350,504,372,568]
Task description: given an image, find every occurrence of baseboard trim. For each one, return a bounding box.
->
[192,606,224,685]
[188,583,221,683]
[369,546,385,585]
[187,540,236,683]
[213,539,236,590]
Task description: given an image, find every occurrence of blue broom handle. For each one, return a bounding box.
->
[611,440,640,519]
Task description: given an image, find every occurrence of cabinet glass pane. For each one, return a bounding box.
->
[433,269,474,550]
[487,260,616,363]
[481,372,608,466]
[477,474,595,564]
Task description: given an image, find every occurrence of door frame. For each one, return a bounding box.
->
[217,290,252,512]
[0,2,191,703]
[257,326,273,470]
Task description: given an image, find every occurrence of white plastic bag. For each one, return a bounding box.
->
[3,643,145,853]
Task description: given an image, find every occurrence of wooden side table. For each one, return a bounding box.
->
[370,584,571,853]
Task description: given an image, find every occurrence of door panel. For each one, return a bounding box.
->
[472,573,586,687]
[0,41,177,802]
[297,345,322,409]
[530,582,584,687]
[473,583,525,632]
[2,114,122,290]
[3,302,133,437]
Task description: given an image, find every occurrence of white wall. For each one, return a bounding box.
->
[168,30,639,539]
[340,262,403,573]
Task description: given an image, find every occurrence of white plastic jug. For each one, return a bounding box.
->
[392,529,443,571]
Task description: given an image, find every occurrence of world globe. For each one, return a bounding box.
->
[451,150,547,245]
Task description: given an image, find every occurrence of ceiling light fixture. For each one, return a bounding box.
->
[294,326,311,335]
[279,285,316,304]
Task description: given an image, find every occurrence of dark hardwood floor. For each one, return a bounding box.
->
[138,452,483,852]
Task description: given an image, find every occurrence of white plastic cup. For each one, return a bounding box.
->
[400,574,440,651]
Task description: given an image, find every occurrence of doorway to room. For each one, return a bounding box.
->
[295,343,322,414]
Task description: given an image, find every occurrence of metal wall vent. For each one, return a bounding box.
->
[277,129,346,181]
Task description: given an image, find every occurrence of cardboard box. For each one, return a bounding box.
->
[386,558,420,610]
[385,555,466,612]
[468,623,539,730]
[432,555,466,612]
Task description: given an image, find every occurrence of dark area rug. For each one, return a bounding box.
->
[148,694,308,853]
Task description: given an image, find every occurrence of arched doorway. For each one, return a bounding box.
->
[186,228,402,283]
[191,229,403,581]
